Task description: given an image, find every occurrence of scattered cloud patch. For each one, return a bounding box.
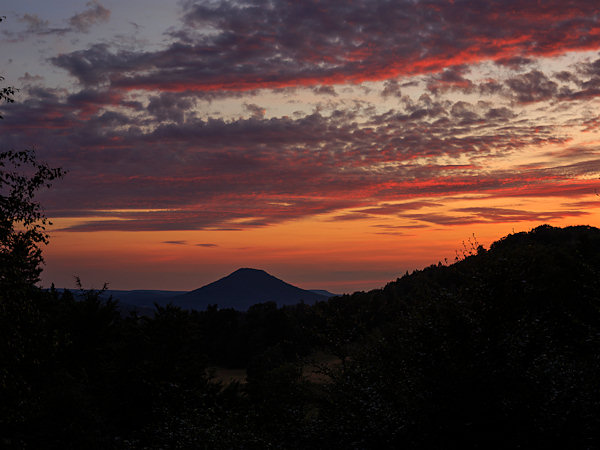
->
[68,1,110,32]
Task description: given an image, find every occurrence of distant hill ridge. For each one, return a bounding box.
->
[171,268,329,310]
[77,268,335,311]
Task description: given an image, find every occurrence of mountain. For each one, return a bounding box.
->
[308,289,338,297]
[102,289,187,307]
[171,268,329,310]
[50,269,333,312]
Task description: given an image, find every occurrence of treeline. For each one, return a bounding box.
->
[2,224,600,448]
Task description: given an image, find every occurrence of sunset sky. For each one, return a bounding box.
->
[2,0,600,293]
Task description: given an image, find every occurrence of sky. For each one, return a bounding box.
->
[2,0,600,293]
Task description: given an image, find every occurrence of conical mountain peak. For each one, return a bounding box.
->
[173,268,327,310]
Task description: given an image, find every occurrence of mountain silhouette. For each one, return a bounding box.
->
[171,268,329,310]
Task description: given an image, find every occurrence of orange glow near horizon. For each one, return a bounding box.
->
[42,198,600,293]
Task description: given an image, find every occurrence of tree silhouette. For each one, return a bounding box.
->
[0,18,16,120]
[0,67,64,290]
[0,151,65,290]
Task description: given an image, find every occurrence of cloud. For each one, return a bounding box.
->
[243,102,266,119]
[147,92,196,123]
[4,75,596,233]
[381,79,402,98]
[427,66,474,94]
[453,207,589,222]
[17,72,45,85]
[370,223,428,234]
[161,240,218,247]
[7,2,110,40]
[330,201,443,221]
[68,1,111,33]
[50,0,600,92]
[561,200,600,209]
[19,14,50,33]
[312,85,337,96]
[505,70,559,103]
[12,13,70,37]
[494,56,535,70]
[405,207,589,226]
[6,0,600,236]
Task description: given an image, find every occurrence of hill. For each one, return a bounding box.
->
[171,268,329,310]
[310,224,600,448]
[54,270,332,312]
[103,289,187,307]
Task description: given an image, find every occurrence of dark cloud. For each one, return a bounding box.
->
[494,56,534,70]
[553,70,579,83]
[372,230,411,236]
[49,0,600,91]
[571,56,600,99]
[329,212,374,222]
[478,79,504,96]
[312,85,337,96]
[484,107,515,121]
[61,44,150,87]
[147,92,196,123]
[243,102,266,119]
[501,56,600,103]
[505,70,559,103]
[545,146,600,160]
[406,207,588,226]
[381,79,402,98]
[357,201,442,216]
[402,213,483,226]
[427,66,474,94]
[161,240,218,247]
[371,224,429,230]
[453,207,588,222]
[560,200,600,209]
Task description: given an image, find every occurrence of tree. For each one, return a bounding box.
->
[0,150,65,290]
[0,76,15,120]
[1,62,64,291]
[0,17,15,120]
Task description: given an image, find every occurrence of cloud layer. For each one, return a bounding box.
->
[50,0,600,92]
[3,0,600,232]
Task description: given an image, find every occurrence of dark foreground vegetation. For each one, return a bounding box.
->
[2,223,600,448]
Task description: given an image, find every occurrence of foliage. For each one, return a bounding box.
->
[0,150,65,290]
[308,225,600,448]
[0,74,15,120]
[1,66,65,291]
[0,17,16,120]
